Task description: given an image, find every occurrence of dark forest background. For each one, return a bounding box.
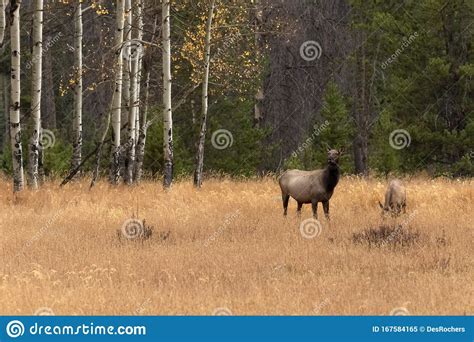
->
[0,0,472,180]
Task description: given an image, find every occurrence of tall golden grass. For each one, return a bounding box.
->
[0,176,472,315]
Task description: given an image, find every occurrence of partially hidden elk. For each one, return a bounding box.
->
[378,179,407,217]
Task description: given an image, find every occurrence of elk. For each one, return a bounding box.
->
[378,179,407,217]
[279,148,343,220]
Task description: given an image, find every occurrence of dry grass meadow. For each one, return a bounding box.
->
[0,176,473,315]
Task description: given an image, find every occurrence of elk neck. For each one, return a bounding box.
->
[323,162,340,192]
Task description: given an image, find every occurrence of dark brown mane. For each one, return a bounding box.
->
[323,163,340,193]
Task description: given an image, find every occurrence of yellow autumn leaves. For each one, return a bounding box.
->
[177,1,261,94]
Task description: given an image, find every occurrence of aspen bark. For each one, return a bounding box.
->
[9,0,24,192]
[162,0,173,188]
[134,12,157,183]
[28,0,43,189]
[193,0,216,188]
[125,0,142,184]
[71,2,83,174]
[110,0,125,184]
[133,0,143,156]
[121,0,131,169]
[134,0,145,142]
[134,69,149,183]
[0,72,8,152]
[0,0,5,47]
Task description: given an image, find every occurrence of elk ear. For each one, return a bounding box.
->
[324,142,331,152]
[338,147,345,155]
[378,201,384,209]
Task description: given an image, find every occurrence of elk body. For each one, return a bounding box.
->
[379,179,407,216]
[279,149,342,220]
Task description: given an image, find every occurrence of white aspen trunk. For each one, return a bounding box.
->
[134,0,143,158]
[110,0,125,184]
[134,12,157,183]
[193,0,216,188]
[0,72,7,151]
[125,0,142,184]
[162,0,173,188]
[9,0,24,192]
[121,0,131,179]
[0,0,5,47]
[27,0,43,189]
[134,69,149,183]
[2,73,7,121]
[71,2,82,174]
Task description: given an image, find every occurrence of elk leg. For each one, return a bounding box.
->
[311,200,318,219]
[297,202,303,217]
[323,200,330,221]
[282,194,290,216]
